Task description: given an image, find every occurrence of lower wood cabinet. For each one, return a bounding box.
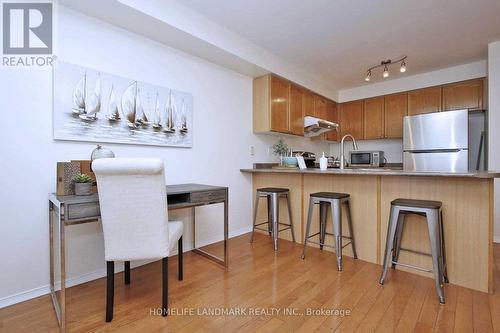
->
[363,97,384,139]
[340,100,363,139]
[408,86,442,115]
[384,93,407,139]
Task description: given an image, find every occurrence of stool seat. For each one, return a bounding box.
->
[257,187,289,193]
[310,192,350,199]
[391,198,442,209]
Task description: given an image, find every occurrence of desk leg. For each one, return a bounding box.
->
[224,191,228,268]
[191,193,229,268]
[192,207,196,249]
[49,202,66,333]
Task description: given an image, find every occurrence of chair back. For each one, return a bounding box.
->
[92,158,170,261]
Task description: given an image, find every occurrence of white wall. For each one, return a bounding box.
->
[0,7,329,307]
[488,42,500,243]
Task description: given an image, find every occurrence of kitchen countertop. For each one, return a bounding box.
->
[240,167,500,179]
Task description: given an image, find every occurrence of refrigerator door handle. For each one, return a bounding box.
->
[406,149,462,154]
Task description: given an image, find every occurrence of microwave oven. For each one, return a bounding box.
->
[349,150,385,167]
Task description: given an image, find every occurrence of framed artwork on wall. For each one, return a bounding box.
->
[53,61,193,147]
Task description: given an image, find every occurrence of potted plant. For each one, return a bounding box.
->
[73,173,93,196]
[272,138,289,166]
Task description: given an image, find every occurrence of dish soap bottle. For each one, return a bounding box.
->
[320,152,328,171]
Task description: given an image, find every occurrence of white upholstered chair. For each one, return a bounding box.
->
[92,158,184,322]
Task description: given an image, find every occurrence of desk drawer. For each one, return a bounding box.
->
[191,189,226,203]
[66,202,100,220]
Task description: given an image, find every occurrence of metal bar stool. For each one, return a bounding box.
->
[380,198,449,304]
[301,192,358,271]
[250,187,296,251]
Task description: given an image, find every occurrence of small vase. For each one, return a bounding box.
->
[75,182,92,196]
[279,155,284,167]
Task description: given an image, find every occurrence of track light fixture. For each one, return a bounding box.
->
[364,56,407,82]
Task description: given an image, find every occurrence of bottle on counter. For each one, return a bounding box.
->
[320,152,328,171]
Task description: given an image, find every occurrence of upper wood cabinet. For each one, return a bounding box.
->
[384,93,407,139]
[253,74,336,137]
[302,90,315,117]
[363,97,384,140]
[340,100,363,139]
[289,84,304,136]
[442,79,483,111]
[408,86,442,115]
[253,75,290,134]
[325,101,339,141]
[269,76,289,132]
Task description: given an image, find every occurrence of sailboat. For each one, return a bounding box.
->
[79,73,101,121]
[179,99,188,134]
[121,81,139,128]
[152,92,162,129]
[72,72,87,114]
[162,90,175,133]
[135,89,149,127]
[107,85,121,121]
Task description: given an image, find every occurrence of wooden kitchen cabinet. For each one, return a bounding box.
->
[408,86,442,115]
[363,97,384,139]
[384,93,407,138]
[269,75,289,132]
[442,79,483,111]
[302,90,315,117]
[339,100,364,139]
[289,84,304,135]
[310,95,328,141]
[253,74,290,134]
[325,101,339,141]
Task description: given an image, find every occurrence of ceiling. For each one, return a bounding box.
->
[182,0,500,90]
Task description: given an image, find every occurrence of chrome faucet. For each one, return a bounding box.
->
[340,134,359,169]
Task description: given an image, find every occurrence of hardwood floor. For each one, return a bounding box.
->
[1,233,499,332]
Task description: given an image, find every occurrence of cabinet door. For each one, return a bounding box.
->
[442,79,483,111]
[270,75,290,132]
[340,100,363,139]
[302,90,315,117]
[363,97,384,139]
[384,93,407,138]
[314,95,327,119]
[325,101,339,141]
[408,86,442,115]
[289,84,304,136]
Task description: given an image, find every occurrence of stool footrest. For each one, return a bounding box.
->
[399,247,432,257]
[392,261,432,273]
[341,241,352,249]
[306,240,336,250]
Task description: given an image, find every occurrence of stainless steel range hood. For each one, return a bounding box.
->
[304,116,339,137]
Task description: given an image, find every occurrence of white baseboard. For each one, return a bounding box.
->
[0,226,252,309]
[494,235,500,244]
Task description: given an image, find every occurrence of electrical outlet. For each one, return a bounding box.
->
[250,146,255,156]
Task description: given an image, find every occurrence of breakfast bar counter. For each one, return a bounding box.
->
[241,167,497,293]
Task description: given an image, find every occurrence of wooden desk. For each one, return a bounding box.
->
[48,183,228,333]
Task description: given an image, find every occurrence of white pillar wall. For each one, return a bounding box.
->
[488,41,500,243]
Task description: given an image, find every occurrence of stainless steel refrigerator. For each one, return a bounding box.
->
[403,110,471,172]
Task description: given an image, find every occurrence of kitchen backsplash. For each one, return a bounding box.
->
[329,139,403,163]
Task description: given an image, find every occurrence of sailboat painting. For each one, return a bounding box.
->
[53,61,193,147]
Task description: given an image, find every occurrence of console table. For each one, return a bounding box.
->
[48,183,228,333]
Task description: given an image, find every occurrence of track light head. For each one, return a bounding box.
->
[365,71,371,82]
[400,60,407,73]
[383,65,389,78]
